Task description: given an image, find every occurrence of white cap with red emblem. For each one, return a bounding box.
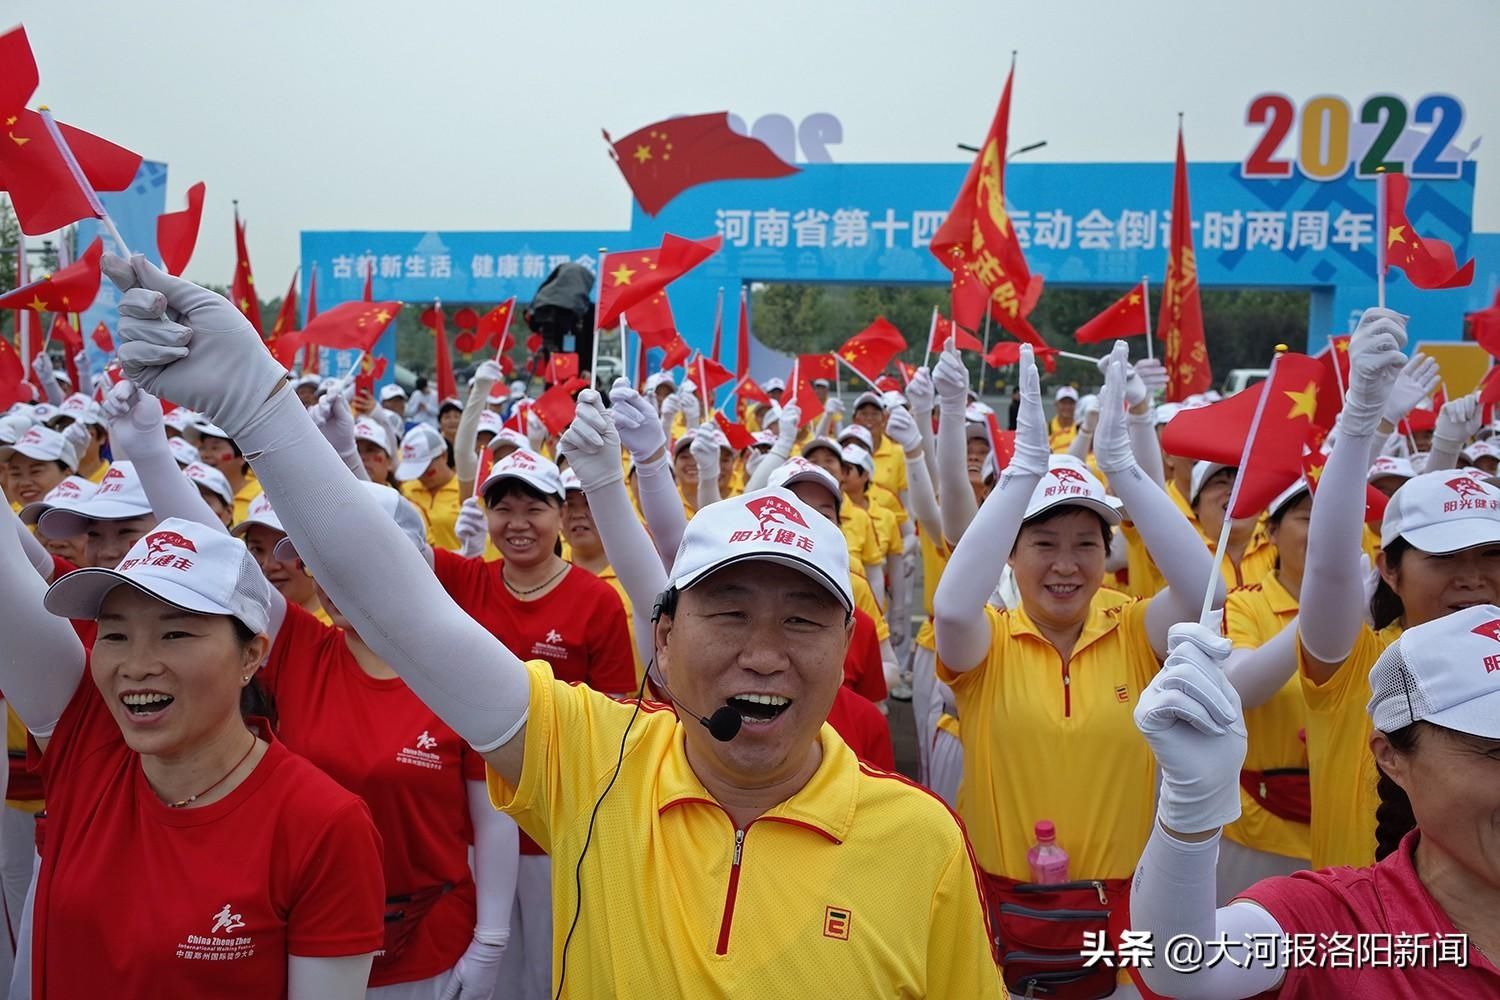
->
[231,491,284,537]
[183,462,234,507]
[668,487,852,612]
[18,476,96,526]
[395,425,447,481]
[0,425,79,469]
[37,462,153,538]
[1024,455,1124,526]
[1367,455,1416,482]
[167,436,201,467]
[43,517,272,635]
[479,448,566,501]
[766,457,842,515]
[1368,604,1500,739]
[1380,470,1500,552]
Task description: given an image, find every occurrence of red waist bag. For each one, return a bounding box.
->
[1239,767,1311,825]
[983,873,1136,999]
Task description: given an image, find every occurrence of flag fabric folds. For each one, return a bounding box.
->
[931,314,984,354]
[1075,283,1149,343]
[1158,125,1211,401]
[156,181,206,277]
[232,209,264,336]
[605,112,799,216]
[597,234,722,330]
[838,317,907,379]
[0,238,103,314]
[1382,173,1475,290]
[297,301,402,353]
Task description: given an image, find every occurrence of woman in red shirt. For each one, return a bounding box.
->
[0,511,385,999]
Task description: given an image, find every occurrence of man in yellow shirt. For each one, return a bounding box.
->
[396,423,462,551]
[842,394,908,510]
[1049,385,1080,452]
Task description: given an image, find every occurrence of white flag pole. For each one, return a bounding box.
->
[1142,277,1155,361]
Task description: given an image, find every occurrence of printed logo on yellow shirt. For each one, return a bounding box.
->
[1114,685,1129,703]
[822,906,851,941]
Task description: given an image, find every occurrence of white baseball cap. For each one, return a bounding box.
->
[193,418,232,441]
[476,410,503,438]
[767,457,842,514]
[1055,386,1080,402]
[1368,456,1416,482]
[837,424,873,451]
[18,475,96,526]
[294,373,322,390]
[800,436,843,460]
[183,462,234,507]
[44,517,272,635]
[479,448,566,502]
[1024,455,1123,526]
[1190,461,1234,505]
[811,378,831,389]
[751,430,776,450]
[1408,452,1430,474]
[51,393,103,427]
[1267,478,1311,520]
[1464,440,1500,464]
[852,391,884,412]
[840,444,874,477]
[763,377,786,393]
[644,372,675,393]
[379,383,408,402]
[668,487,852,613]
[168,437,201,467]
[0,425,79,470]
[29,403,58,423]
[162,408,199,435]
[231,491,285,537]
[508,379,528,398]
[0,411,32,445]
[1380,470,1500,553]
[37,462,153,538]
[353,416,395,456]
[275,482,429,562]
[1367,604,1500,739]
[1153,402,1182,427]
[882,390,907,409]
[487,428,530,455]
[395,425,448,481]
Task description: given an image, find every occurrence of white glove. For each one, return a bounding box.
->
[472,359,503,390]
[1097,352,1155,410]
[824,397,845,416]
[607,377,667,460]
[1078,396,1101,433]
[932,348,969,415]
[310,391,363,476]
[884,406,922,453]
[455,496,488,559]
[677,387,702,427]
[1009,344,1050,477]
[905,367,935,419]
[1093,343,1135,474]
[525,409,547,452]
[72,350,92,391]
[1134,623,1247,834]
[658,389,680,421]
[1133,357,1168,397]
[690,422,721,480]
[30,351,54,383]
[100,253,289,437]
[438,934,505,1000]
[60,420,91,458]
[1434,391,1482,450]
[772,401,800,457]
[1382,353,1440,426]
[1341,307,1409,437]
[558,389,624,490]
[99,379,165,463]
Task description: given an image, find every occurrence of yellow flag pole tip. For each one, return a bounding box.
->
[1274,344,1289,353]
[37,104,49,112]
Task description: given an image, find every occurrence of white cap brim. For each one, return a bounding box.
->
[479,468,566,501]
[395,453,439,481]
[43,568,239,624]
[1422,691,1500,740]
[39,501,154,539]
[1026,494,1124,527]
[673,551,853,614]
[1398,520,1500,556]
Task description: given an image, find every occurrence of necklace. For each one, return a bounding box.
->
[166,731,258,809]
[504,561,568,597]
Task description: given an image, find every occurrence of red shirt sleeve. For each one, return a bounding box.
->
[826,687,895,770]
[285,797,387,957]
[262,601,332,696]
[582,573,638,696]
[843,610,888,702]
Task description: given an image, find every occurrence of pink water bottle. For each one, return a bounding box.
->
[1026,820,1070,883]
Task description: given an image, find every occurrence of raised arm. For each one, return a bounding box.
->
[1124,357,1169,489]
[609,380,686,567]
[454,361,502,496]
[690,423,723,510]
[1222,619,1299,709]
[904,367,940,484]
[1299,309,1407,682]
[1425,391,1482,473]
[308,391,369,482]
[931,347,979,545]
[101,380,230,536]
[1093,343,1223,657]
[884,406,942,543]
[933,345,1048,672]
[103,254,532,784]
[744,402,800,493]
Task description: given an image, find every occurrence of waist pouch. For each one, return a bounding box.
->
[983,873,1131,999]
[379,882,455,965]
[1240,767,1311,824]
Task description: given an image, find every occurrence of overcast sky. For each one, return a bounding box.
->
[16,0,1499,286]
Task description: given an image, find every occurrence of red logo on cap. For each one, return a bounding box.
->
[1446,477,1489,499]
[746,495,808,530]
[144,531,199,558]
[1050,467,1087,484]
[1471,619,1500,643]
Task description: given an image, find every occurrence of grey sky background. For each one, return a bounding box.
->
[16,0,1500,288]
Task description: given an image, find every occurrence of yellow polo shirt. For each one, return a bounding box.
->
[870,436,907,501]
[1223,576,1310,861]
[919,533,951,618]
[231,474,263,525]
[1048,416,1078,454]
[595,564,644,685]
[839,504,882,576]
[868,482,906,526]
[938,595,1159,880]
[850,572,889,642]
[83,459,111,484]
[858,499,902,560]
[489,659,1003,999]
[1212,523,1278,590]
[1297,622,1401,869]
[401,475,462,552]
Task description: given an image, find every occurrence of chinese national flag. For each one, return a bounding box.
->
[710,291,724,364]
[1468,291,1500,358]
[1300,439,1389,527]
[266,271,301,367]
[735,288,751,383]
[1158,126,1211,401]
[156,181,206,277]
[49,313,83,386]
[0,26,38,124]
[299,300,403,352]
[478,297,517,353]
[787,362,824,428]
[985,339,1059,372]
[605,112,799,216]
[951,264,1043,335]
[738,376,771,406]
[90,321,113,354]
[0,335,27,409]
[932,314,984,354]
[690,353,735,394]
[353,354,387,400]
[0,111,142,236]
[422,304,458,400]
[624,287,679,353]
[1315,334,1352,392]
[1383,173,1474,290]
[838,317,908,379]
[232,209,264,336]
[1478,366,1500,423]
[796,353,838,383]
[0,237,103,313]
[659,333,691,370]
[714,410,756,451]
[1075,282,1149,344]
[597,234,722,330]
[1161,352,1337,517]
[362,263,374,302]
[532,377,589,435]
[545,352,580,386]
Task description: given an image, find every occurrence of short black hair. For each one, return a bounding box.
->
[439,400,463,416]
[1015,504,1113,556]
[484,478,561,510]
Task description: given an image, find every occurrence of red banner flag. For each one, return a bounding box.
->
[597,234,722,330]
[0,111,141,237]
[713,410,756,451]
[623,287,680,353]
[1468,291,1500,358]
[1382,173,1475,290]
[298,300,402,352]
[1075,282,1149,344]
[90,321,113,354]
[156,181,206,277]
[690,353,735,394]
[0,335,28,408]
[604,112,799,216]
[478,297,517,353]
[231,208,264,336]
[1158,126,1211,401]
[420,304,458,400]
[0,237,103,314]
[0,26,38,123]
[796,353,838,383]
[738,376,772,406]
[266,270,301,367]
[837,317,908,379]
[931,314,984,353]
[361,262,374,302]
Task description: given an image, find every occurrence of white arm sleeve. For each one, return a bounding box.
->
[234,388,530,753]
[634,453,688,569]
[1127,409,1167,489]
[1298,418,1374,664]
[12,512,55,581]
[1223,619,1299,709]
[744,449,786,493]
[1130,825,1286,1000]
[1066,427,1093,461]
[581,477,670,668]
[468,779,519,943]
[936,412,979,545]
[453,376,493,488]
[904,448,943,546]
[287,954,374,1000]
[695,464,722,511]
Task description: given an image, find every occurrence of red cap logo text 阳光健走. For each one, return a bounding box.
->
[745,494,809,531]
[144,531,200,558]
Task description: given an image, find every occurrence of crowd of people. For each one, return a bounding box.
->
[0,252,1496,998]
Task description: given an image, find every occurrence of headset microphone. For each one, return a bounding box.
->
[653,672,742,742]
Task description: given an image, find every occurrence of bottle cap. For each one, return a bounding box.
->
[1034,820,1055,841]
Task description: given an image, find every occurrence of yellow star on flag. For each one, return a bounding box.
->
[1127,293,1141,305]
[1336,339,1349,352]
[1284,381,1319,422]
[26,295,46,311]
[632,144,652,164]
[610,263,636,286]
[1306,462,1324,484]
[1387,224,1407,248]
[374,309,391,323]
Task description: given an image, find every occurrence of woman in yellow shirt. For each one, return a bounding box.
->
[1189,461,1278,589]
[1298,309,1500,870]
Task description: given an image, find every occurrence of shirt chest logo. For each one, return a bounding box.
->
[396,730,443,770]
[175,903,255,963]
[823,906,852,941]
[532,628,569,660]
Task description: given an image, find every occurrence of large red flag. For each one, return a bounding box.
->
[266,271,301,367]
[1162,353,1337,516]
[1158,125,1211,401]
[0,335,27,409]
[156,181,205,277]
[0,26,38,123]
[532,377,589,435]
[0,111,141,236]
[231,209,264,336]
[604,113,799,216]
[298,301,402,352]
[597,234,722,329]
[301,264,320,374]
[796,353,838,383]
[1382,173,1474,290]
[931,314,984,353]
[623,287,679,353]
[420,304,458,400]
[1075,282,1149,344]
[0,237,103,313]
[837,317,907,379]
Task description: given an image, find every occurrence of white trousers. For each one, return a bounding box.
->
[1215,835,1308,906]
[0,808,33,946]
[494,854,550,1000]
[8,851,38,1000]
[928,729,964,811]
